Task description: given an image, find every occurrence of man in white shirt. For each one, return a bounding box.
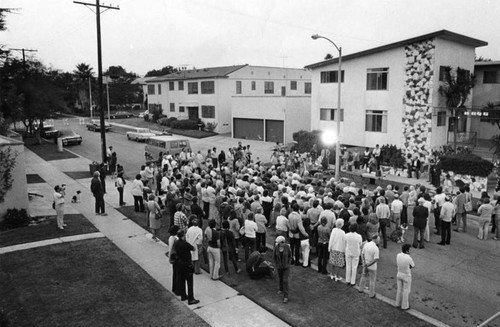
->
[433,187,446,236]
[375,197,391,248]
[438,196,455,245]
[396,244,415,310]
[358,234,380,298]
[391,194,403,230]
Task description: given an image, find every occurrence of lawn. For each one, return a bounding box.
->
[24,138,78,161]
[110,117,216,138]
[0,237,209,327]
[0,214,98,247]
[117,206,431,327]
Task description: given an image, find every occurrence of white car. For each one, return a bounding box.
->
[126,128,156,142]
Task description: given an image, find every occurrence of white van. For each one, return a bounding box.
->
[145,135,191,159]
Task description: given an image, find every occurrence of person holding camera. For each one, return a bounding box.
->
[53,184,66,230]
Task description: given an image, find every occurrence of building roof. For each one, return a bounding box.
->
[305,30,488,70]
[145,65,248,83]
[474,60,500,67]
[131,77,148,85]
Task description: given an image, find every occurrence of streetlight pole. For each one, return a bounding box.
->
[312,34,342,181]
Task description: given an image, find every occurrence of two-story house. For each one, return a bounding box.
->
[144,65,311,144]
[305,30,487,160]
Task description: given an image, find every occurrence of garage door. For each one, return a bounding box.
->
[233,118,264,141]
[265,120,284,143]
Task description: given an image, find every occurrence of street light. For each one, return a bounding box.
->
[312,34,342,181]
[321,129,336,170]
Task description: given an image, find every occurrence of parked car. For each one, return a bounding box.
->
[59,130,82,146]
[38,124,61,139]
[86,119,111,132]
[109,111,133,119]
[126,128,156,142]
[138,110,149,118]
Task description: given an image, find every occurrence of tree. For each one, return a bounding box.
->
[324,53,333,60]
[438,66,475,152]
[145,65,179,77]
[104,66,141,106]
[73,63,95,113]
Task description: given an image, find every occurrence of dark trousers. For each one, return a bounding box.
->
[441,221,451,244]
[379,219,389,248]
[401,206,408,225]
[95,195,105,214]
[203,201,210,219]
[222,249,238,273]
[176,266,194,301]
[117,187,124,205]
[172,263,180,295]
[434,207,441,234]
[133,195,144,212]
[413,225,426,247]
[317,243,329,274]
[278,268,290,297]
[491,215,497,234]
[256,232,266,248]
[290,238,301,265]
[244,237,256,261]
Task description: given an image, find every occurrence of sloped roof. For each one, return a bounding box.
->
[474,60,500,67]
[305,30,488,70]
[145,65,248,83]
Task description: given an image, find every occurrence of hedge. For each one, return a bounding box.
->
[170,119,198,130]
[437,154,493,177]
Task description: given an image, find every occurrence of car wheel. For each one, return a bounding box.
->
[78,141,82,145]
[127,135,130,140]
[135,137,139,142]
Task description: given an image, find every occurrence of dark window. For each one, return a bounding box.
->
[147,84,155,95]
[251,81,256,91]
[483,70,499,84]
[170,103,175,112]
[178,81,184,90]
[179,106,185,113]
[169,82,174,91]
[201,105,215,118]
[188,82,198,94]
[236,81,242,94]
[366,68,388,90]
[437,111,446,126]
[158,84,162,94]
[264,81,274,94]
[201,81,215,94]
[320,70,345,83]
[439,66,449,82]
[290,81,297,90]
[305,82,312,94]
[320,108,344,121]
[365,110,387,132]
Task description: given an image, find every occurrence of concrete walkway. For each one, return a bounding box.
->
[22,147,289,327]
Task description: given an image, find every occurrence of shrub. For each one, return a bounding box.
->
[205,122,218,132]
[3,208,30,229]
[157,117,169,126]
[166,117,178,127]
[437,154,493,177]
[171,119,198,130]
[292,130,336,164]
[380,145,405,168]
[150,107,163,123]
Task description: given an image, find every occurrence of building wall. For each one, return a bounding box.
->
[471,64,500,140]
[0,136,28,221]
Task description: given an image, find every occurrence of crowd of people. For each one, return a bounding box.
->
[94,141,499,307]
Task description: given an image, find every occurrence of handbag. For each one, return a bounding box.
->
[239,226,245,236]
[155,209,162,220]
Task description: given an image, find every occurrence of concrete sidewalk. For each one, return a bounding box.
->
[23,148,289,327]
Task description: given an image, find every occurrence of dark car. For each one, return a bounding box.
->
[109,111,133,119]
[39,124,61,139]
[59,130,82,146]
[86,119,111,132]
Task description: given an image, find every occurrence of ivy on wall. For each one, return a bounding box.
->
[0,147,18,203]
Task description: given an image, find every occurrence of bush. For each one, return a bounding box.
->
[3,208,30,229]
[166,117,178,127]
[437,154,493,177]
[380,145,405,168]
[171,119,198,130]
[150,107,163,123]
[157,117,169,126]
[144,114,150,122]
[205,122,218,132]
[292,130,321,153]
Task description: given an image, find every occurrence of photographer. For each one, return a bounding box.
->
[53,184,66,230]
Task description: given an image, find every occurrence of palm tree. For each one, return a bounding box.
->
[73,63,94,113]
[438,66,475,152]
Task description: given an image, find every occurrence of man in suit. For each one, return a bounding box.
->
[412,155,422,180]
[412,197,428,249]
[454,187,467,232]
[174,230,200,305]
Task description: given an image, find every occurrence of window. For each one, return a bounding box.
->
[264,81,274,94]
[320,70,345,83]
[437,111,447,126]
[178,81,184,90]
[188,82,198,94]
[290,81,297,90]
[320,108,344,121]
[236,81,242,94]
[483,70,499,84]
[305,82,312,94]
[169,82,174,91]
[147,84,155,95]
[179,106,185,113]
[158,84,162,94]
[439,66,449,82]
[170,103,175,112]
[201,105,215,118]
[251,81,256,91]
[201,81,215,94]
[367,68,388,90]
[365,110,387,132]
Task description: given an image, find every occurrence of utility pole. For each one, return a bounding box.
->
[74,0,119,163]
[8,48,37,68]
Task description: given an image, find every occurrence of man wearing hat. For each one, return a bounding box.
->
[438,196,455,245]
[412,197,429,249]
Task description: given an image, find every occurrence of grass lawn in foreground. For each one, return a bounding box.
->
[24,138,78,161]
[0,237,208,327]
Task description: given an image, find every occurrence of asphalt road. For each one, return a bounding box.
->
[50,117,500,327]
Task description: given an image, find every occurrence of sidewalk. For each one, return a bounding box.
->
[23,147,289,327]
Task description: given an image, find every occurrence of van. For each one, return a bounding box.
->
[145,135,191,159]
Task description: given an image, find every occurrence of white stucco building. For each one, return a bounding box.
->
[144,65,311,143]
[305,30,487,159]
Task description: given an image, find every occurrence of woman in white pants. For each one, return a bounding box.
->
[53,185,66,230]
[396,244,415,310]
[344,223,362,286]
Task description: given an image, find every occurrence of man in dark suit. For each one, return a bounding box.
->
[90,171,107,216]
[174,230,200,305]
[412,197,428,249]
[412,156,422,180]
